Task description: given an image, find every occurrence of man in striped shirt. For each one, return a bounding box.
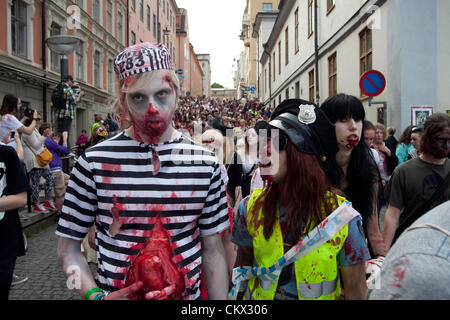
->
[56,43,230,300]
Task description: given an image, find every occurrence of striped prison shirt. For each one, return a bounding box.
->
[56,131,229,299]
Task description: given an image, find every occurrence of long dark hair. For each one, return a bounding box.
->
[320,94,381,224]
[0,94,19,116]
[251,141,338,241]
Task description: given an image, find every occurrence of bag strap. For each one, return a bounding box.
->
[22,139,37,156]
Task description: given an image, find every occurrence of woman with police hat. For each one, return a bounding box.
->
[231,99,370,300]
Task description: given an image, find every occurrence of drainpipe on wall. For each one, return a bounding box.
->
[126,0,129,46]
[314,0,320,105]
[42,0,47,122]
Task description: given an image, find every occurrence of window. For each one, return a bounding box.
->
[92,0,100,21]
[285,87,289,100]
[262,3,273,12]
[163,0,165,13]
[76,42,84,80]
[360,28,373,95]
[131,31,136,45]
[147,5,151,30]
[94,50,100,88]
[327,0,336,14]
[278,41,281,75]
[118,11,123,44]
[153,14,157,37]
[264,68,268,92]
[106,0,113,33]
[108,59,114,93]
[50,23,61,72]
[294,7,299,54]
[131,0,136,12]
[309,69,315,103]
[273,52,276,81]
[307,0,313,38]
[11,0,27,57]
[295,81,300,99]
[285,27,289,65]
[139,0,143,22]
[328,52,337,97]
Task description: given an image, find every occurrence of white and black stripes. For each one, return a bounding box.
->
[114,42,173,81]
[56,132,229,299]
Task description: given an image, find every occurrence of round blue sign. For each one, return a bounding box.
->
[359,70,386,97]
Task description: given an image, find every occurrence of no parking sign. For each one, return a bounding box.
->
[360,70,386,97]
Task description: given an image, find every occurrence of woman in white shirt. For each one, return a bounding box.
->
[0,94,39,151]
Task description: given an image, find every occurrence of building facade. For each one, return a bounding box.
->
[128,0,178,66]
[176,7,205,97]
[240,0,280,99]
[197,53,211,97]
[0,0,127,146]
[256,0,450,132]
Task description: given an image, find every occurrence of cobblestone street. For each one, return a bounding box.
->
[9,223,95,300]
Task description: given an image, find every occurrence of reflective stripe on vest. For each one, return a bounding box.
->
[246,188,348,300]
[298,273,339,299]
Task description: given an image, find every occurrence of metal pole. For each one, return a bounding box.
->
[42,0,47,122]
[314,0,320,105]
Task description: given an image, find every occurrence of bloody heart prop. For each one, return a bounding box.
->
[125,215,185,300]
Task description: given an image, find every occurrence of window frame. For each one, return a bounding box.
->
[75,41,84,81]
[94,50,101,88]
[309,69,315,103]
[307,0,313,39]
[285,27,289,66]
[11,0,28,58]
[278,41,281,75]
[328,52,337,97]
[327,0,336,15]
[294,7,299,54]
[147,5,151,30]
[359,28,373,98]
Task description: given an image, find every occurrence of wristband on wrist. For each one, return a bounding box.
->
[85,287,103,300]
[93,292,106,300]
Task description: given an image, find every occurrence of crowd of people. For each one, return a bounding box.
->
[0,41,449,301]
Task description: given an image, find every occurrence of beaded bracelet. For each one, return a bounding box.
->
[84,287,103,300]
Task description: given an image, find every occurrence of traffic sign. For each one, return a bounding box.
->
[359,70,386,97]
[177,69,183,75]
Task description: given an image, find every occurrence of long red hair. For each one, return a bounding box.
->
[252,141,339,240]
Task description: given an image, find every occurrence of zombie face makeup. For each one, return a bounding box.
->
[258,135,286,183]
[335,117,363,151]
[125,70,177,144]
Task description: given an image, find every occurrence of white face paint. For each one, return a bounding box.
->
[335,117,363,151]
[124,70,177,144]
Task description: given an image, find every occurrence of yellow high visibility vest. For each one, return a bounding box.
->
[246,188,348,300]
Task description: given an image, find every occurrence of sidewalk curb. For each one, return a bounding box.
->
[19,207,58,235]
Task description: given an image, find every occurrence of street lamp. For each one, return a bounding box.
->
[45,35,80,174]
[45,35,80,81]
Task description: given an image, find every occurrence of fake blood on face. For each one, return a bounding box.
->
[346,135,360,149]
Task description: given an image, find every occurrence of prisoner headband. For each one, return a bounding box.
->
[114,42,173,81]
